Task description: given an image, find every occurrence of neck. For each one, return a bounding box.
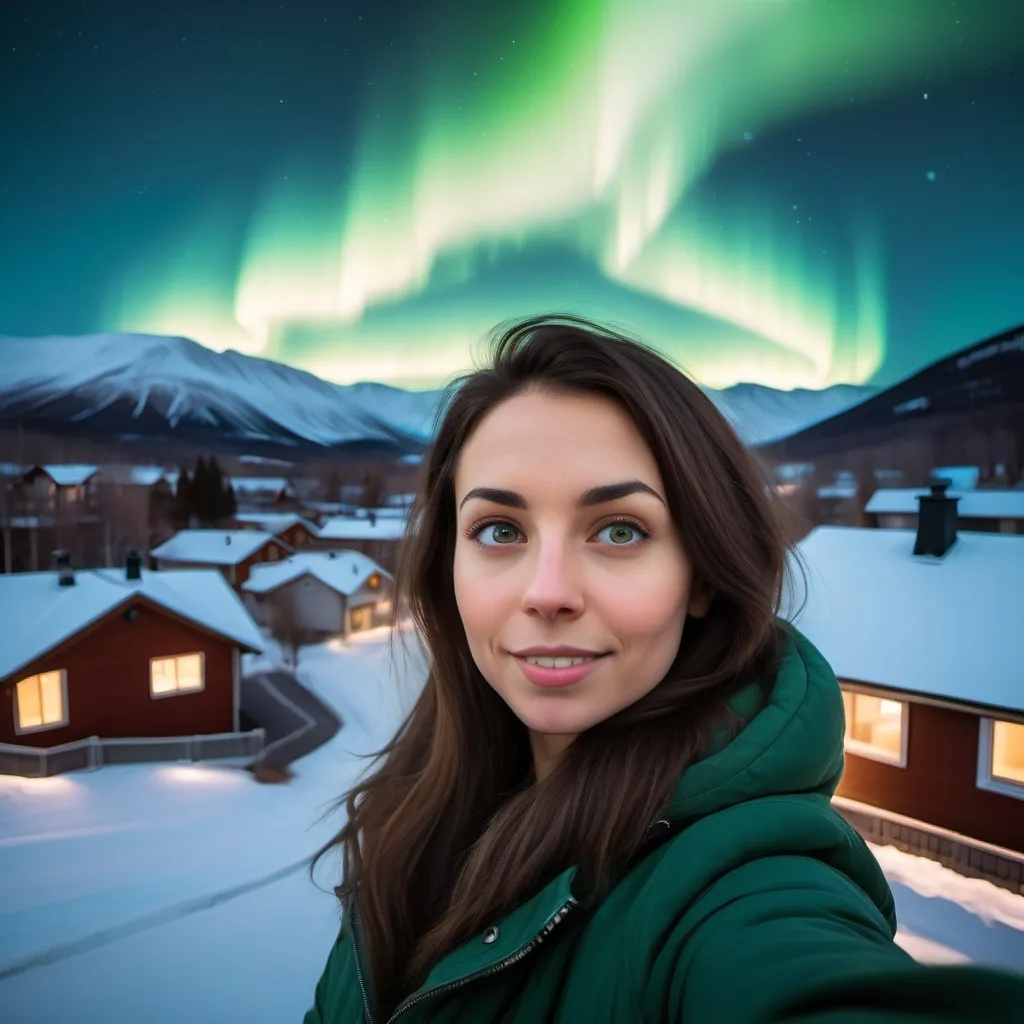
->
[530,731,576,783]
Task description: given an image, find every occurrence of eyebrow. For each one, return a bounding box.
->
[458,479,665,511]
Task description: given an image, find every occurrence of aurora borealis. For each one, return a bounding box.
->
[2,0,1022,391]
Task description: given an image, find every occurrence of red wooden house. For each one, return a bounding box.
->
[150,529,292,588]
[233,513,319,551]
[0,553,263,758]
[793,485,1024,863]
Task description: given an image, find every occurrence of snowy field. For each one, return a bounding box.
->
[1,630,1022,1022]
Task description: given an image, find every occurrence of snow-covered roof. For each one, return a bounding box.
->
[243,550,390,597]
[32,464,99,487]
[151,530,283,566]
[789,526,1024,713]
[229,477,290,495]
[0,462,23,477]
[317,515,408,541]
[234,513,319,537]
[865,488,1024,520]
[0,567,263,683]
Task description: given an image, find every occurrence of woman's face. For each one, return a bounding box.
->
[453,389,708,774]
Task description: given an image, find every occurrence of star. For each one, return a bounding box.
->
[926,171,937,181]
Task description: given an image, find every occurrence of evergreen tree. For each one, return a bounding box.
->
[192,456,212,525]
[207,456,226,522]
[224,480,238,518]
[172,467,192,530]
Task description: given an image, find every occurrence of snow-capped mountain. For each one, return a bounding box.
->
[0,333,441,455]
[707,382,879,447]
[0,332,875,453]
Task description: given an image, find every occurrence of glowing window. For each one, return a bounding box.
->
[151,653,204,697]
[15,670,67,732]
[991,720,1024,786]
[841,690,906,765]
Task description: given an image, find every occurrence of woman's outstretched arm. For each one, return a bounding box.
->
[653,855,1022,1022]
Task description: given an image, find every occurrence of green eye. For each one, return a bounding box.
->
[478,522,520,546]
[597,523,644,545]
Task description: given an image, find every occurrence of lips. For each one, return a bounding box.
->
[511,651,609,688]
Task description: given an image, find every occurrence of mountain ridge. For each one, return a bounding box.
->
[0,331,878,456]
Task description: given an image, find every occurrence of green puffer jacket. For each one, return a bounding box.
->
[305,628,1023,1022]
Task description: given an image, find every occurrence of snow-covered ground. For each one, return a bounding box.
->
[0,630,1022,1022]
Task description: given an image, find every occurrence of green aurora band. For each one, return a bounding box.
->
[106,0,1019,390]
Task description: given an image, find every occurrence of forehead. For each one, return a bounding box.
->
[455,390,662,493]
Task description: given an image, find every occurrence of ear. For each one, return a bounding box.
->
[687,577,712,619]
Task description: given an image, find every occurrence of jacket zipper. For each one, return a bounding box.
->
[382,896,579,1024]
[347,899,376,1024]
[350,820,671,1022]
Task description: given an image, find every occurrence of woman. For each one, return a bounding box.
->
[306,316,1021,1023]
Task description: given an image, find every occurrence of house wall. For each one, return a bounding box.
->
[280,524,314,549]
[836,700,1024,854]
[0,599,236,747]
[288,575,344,633]
[247,576,345,636]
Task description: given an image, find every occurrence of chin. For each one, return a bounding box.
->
[510,693,610,738]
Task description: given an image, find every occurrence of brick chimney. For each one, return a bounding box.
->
[52,549,75,587]
[914,479,959,558]
[126,550,143,581]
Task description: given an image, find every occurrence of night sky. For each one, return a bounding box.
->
[2,0,1022,391]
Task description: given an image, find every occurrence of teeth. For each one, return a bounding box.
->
[523,656,597,669]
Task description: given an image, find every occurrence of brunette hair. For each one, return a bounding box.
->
[312,314,793,1013]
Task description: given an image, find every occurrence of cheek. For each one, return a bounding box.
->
[601,561,691,642]
[453,551,507,652]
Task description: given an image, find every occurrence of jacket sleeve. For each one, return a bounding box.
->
[664,854,1023,1023]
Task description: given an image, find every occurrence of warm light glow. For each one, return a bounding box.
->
[151,653,204,696]
[0,773,79,795]
[991,720,1024,785]
[156,764,247,788]
[16,670,66,731]
[842,690,905,762]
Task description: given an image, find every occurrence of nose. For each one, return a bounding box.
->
[520,540,584,620]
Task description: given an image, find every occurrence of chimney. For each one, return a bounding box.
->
[368,510,377,527]
[52,549,75,587]
[225,534,232,545]
[126,550,143,581]
[914,479,959,558]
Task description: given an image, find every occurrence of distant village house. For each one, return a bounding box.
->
[233,512,319,549]
[243,550,392,641]
[150,529,292,587]
[313,512,407,571]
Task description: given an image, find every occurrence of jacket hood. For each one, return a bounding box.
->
[665,625,846,824]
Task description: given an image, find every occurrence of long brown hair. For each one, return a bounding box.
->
[312,315,793,1013]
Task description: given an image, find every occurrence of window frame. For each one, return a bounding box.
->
[13,668,70,735]
[839,683,910,768]
[977,717,1024,802]
[149,651,206,700]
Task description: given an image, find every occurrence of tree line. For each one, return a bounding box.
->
[171,456,237,529]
